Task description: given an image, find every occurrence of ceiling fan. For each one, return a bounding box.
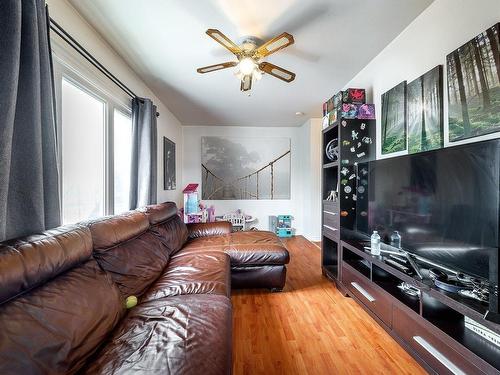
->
[197,29,296,92]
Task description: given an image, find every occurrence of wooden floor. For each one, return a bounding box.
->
[231,236,426,375]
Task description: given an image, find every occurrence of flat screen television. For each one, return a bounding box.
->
[361,139,499,296]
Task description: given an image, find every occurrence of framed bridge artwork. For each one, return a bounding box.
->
[201,136,291,200]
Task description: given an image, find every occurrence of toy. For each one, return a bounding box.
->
[183,183,199,223]
[276,215,293,238]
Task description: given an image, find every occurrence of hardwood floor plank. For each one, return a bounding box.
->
[231,235,425,374]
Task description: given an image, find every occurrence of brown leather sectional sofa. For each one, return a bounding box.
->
[0,202,289,374]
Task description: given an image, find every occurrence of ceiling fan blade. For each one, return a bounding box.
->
[259,62,296,83]
[197,61,237,74]
[206,29,242,55]
[254,32,294,58]
[240,75,252,92]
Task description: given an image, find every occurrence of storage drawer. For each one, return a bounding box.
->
[323,209,339,228]
[342,263,392,328]
[323,200,339,214]
[322,224,339,240]
[393,305,486,375]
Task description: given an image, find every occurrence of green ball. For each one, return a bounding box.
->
[125,295,138,309]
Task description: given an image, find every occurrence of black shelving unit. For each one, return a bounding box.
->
[321,116,376,283]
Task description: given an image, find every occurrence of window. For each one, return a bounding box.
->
[52,47,133,224]
[61,78,105,224]
[113,109,133,214]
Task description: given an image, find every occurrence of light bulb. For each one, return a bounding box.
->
[238,57,256,76]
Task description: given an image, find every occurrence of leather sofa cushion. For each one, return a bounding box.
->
[226,231,290,266]
[182,234,230,252]
[141,251,231,301]
[88,212,170,298]
[0,225,93,304]
[87,211,150,250]
[82,294,232,375]
[143,202,188,255]
[187,221,232,239]
[0,259,124,375]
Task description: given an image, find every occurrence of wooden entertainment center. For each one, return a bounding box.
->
[321,116,500,374]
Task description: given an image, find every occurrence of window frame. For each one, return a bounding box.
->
[52,41,132,221]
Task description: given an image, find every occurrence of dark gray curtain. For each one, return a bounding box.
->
[130,97,157,209]
[0,0,60,241]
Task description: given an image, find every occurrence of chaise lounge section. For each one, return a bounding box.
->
[0,201,289,374]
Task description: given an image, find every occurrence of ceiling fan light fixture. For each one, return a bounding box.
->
[238,57,257,76]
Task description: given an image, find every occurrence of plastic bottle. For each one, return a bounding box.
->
[390,231,402,249]
[371,231,381,256]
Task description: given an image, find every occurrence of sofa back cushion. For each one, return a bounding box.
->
[0,226,124,374]
[87,211,170,298]
[142,202,188,255]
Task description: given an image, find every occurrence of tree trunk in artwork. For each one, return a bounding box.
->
[420,78,427,150]
[467,45,480,97]
[453,50,471,136]
[472,40,491,109]
[486,26,500,83]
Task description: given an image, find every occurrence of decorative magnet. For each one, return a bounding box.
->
[357,142,361,148]
[360,211,368,217]
[357,186,365,194]
[362,136,372,144]
[341,179,348,185]
[352,130,359,140]
[342,159,349,165]
[350,146,355,153]
[342,120,347,127]
[352,194,357,201]
[356,152,366,158]
[341,167,349,176]
[342,140,351,146]
[340,211,348,217]
[348,174,356,180]
[360,122,366,130]
[344,186,352,193]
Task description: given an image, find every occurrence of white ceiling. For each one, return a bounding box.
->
[68,0,433,126]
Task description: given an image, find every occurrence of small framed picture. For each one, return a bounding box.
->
[163,137,176,190]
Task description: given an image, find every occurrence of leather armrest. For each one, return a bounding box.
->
[187,222,232,239]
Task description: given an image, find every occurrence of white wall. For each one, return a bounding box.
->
[47,0,183,206]
[182,121,322,239]
[345,0,500,160]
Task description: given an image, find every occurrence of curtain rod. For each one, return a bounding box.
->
[49,17,137,99]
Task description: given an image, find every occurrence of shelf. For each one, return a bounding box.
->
[322,122,338,134]
[323,161,338,168]
[323,265,338,280]
[422,294,500,371]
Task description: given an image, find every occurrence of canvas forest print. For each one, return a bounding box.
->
[201,137,291,200]
[407,66,444,154]
[447,23,500,141]
[163,137,176,190]
[381,81,407,154]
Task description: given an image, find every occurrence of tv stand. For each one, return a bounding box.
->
[340,240,500,374]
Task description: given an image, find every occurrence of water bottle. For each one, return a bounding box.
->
[390,231,402,249]
[370,231,381,256]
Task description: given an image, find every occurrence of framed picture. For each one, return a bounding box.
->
[163,137,176,190]
[447,23,500,141]
[407,65,444,154]
[201,136,291,200]
[381,81,407,154]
